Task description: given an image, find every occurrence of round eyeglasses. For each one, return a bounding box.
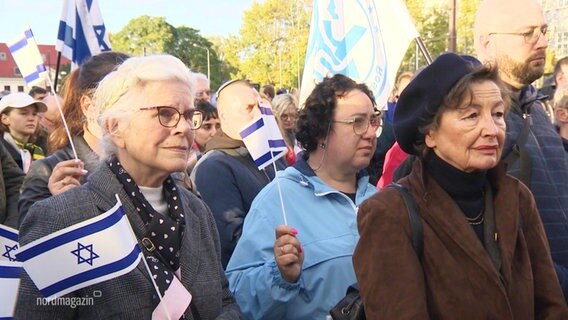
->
[488,25,549,45]
[139,106,203,129]
[333,113,381,135]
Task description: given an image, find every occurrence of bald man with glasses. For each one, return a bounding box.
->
[475,0,568,301]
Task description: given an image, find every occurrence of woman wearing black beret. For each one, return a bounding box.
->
[353,53,568,319]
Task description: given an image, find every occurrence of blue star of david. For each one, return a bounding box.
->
[2,244,18,262]
[71,242,99,266]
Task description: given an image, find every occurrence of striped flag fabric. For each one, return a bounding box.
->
[300,0,419,110]
[7,28,48,87]
[0,261,21,319]
[240,103,287,170]
[56,0,111,68]
[0,225,18,263]
[15,200,141,301]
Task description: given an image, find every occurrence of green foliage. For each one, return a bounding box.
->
[111,16,176,56]
[223,0,312,90]
[110,16,228,90]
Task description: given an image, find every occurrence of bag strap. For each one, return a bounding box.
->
[388,182,423,257]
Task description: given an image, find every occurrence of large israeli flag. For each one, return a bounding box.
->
[56,0,111,68]
[0,261,21,319]
[300,0,419,110]
[15,200,141,301]
[7,28,48,87]
[0,225,18,262]
[240,104,287,170]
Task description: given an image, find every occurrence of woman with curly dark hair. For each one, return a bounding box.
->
[226,74,379,319]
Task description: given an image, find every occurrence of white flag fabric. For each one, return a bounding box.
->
[0,261,21,319]
[240,104,287,170]
[56,0,111,68]
[300,0,419,110]
[7,28,48,87]
[0,224,18,262]
[15,200,141,301]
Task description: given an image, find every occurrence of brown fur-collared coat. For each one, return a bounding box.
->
[354,159,568,319]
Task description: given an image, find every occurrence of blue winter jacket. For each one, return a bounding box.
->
[226,156,377,320]
[503,85,568,299]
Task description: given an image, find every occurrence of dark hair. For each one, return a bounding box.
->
[28,86,47,98]
[554,56,568,85]
[48,51,130,152]
[262,84,275,100]
[195,100,218,121]
[296,74,376,153]
[415,64,510,157]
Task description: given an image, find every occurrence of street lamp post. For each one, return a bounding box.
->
[193,44,211,80]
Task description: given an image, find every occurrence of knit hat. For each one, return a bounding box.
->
[393,53,480,155]
[0,92,48,113]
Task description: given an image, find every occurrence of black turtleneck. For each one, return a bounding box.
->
[423,152,487,242]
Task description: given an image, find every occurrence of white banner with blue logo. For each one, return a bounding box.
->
[240,104,287,170]
[0,225,18,263]
[7,28,48,87]
[0,261,21,319]
[300,0,418,110]
[15,199,141,301]
[56,0,111,68]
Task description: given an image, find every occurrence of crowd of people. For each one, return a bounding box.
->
[1,0,568,318]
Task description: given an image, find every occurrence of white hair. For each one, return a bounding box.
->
[94,54,194,161]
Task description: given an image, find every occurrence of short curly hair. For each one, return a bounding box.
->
[296,74,376,153]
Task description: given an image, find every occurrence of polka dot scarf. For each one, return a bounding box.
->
[107,158,187,313]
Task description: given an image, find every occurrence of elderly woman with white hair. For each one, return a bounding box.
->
[16,55,244,319]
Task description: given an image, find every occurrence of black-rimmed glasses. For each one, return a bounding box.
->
[334,113,381,135]
[488,25,549,45]
[139,106,203,129]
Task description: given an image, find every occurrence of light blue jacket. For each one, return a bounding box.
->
[226,156,377,319]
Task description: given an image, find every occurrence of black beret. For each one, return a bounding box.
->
[393,53,481,155]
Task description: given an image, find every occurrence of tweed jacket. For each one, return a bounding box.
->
[0,141,24,228]
[16,163,244,319]
[354,159,568,319]
[18,135,99,226]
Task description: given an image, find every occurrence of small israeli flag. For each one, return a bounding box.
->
[240,103,287,170]
[7,28,48,87]
[57,0,111,68]
[16,199,141,301]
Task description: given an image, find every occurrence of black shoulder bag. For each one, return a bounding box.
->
[329,183,423,320]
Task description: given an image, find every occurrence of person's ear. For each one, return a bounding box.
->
[0,113,10,126]
[80,94,93,116]
[555,108,568,123]
[425,129,437,149]
[105,119,125,148]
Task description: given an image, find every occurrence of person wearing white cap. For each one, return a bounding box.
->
[0,92,47,173]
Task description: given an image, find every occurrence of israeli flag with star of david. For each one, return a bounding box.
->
[15,199,141,301]
[300,0,419,110]
[0,224,19,263]
[56,0,111,68]
[240,103,287,170]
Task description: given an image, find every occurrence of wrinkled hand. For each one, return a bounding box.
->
[48,159,87,196]
[274,225,304,283]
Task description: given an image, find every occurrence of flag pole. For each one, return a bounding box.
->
[270,156,288,225]
[414,37,433,64]
[53,52,62,93]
